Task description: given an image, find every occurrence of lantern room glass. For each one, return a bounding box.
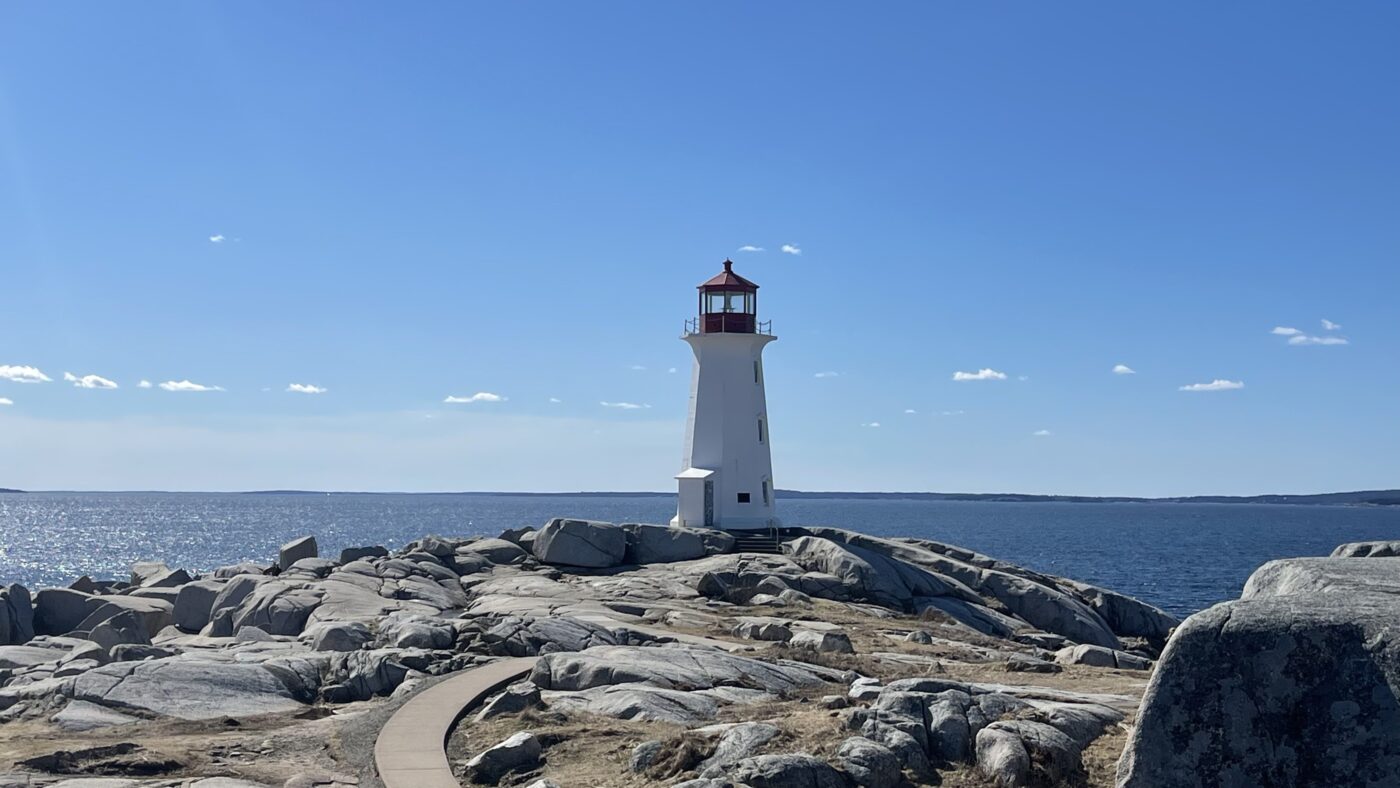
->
[702,291,755,315]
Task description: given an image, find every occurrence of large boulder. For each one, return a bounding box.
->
[838,737,900,787]
[68,659,305,719]
[229,580,323,636]
[33,588,103,635]
[278,535,318,571]
[785,536,966,607]
[75,596,173,638]
[529,645,824,694]
[1331,540,1400,558]
[173,579,225,632]
[481,614,617,657]
[461,538,530,566]
[339,545,388,564]
[0,584,34,645]
[532,518,626,568]
[721,754,846,788]
[464,731,542,784]
[1118,556,1400,787]
[622,523,732,564]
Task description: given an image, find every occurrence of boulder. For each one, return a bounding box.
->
[530,645,824,694]
[51,699,139,731]
[379,615,454,649]
[721,754,847,788]
[322,649,411,701]
[0,644,65,669]
[1054,643,1151,670]
[475,680,543,721]
[173,579,225,632]
[138,567,192,589]
[482,615,618,657]
[838,737,900,787]
[68,659,304,719]
[622,523,729,564]
[790,629,854,654]
[109,643,176,662]
[975,724,1030,786]
[786,536,964,607]
[532,518,626,568]
[130,561,171,587]
[0,584,34,645]
[33,588,103,635]
[339,545,388,564]
[451,551,493,576]
[463,731,541,784]
[699,722,781,771]
[278,535,318,571]
[1331,540,1400,558]
[1118,557,1400,787]
[88,610,151,652]
[229,580,322,636]
[545,683,765,723]
[75,596,173,638]
[213,562,268,579]
[305,621,372,652]
[285,558,338,578]
[461,538,530,566]
[978,720,1079,786]
[734,617,793,642]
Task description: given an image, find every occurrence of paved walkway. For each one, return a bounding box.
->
[374,656,536,788]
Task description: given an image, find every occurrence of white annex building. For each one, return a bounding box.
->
[672,260,779,532]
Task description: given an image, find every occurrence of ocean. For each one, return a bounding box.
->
[2,492,1397,618]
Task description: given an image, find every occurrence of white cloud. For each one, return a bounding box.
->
[444,392,505,404]
[668,367,678,374]
[600,401,651,410]
[1113,364,1136,375]
[780,244,801,255]
[904,409,917,414]
[549,397,562,404]
[1288,335,1349,346]
[862,422,881,428]
[138,380,153,389]
[814,371,840,378]
[0,365,52,384]
[1271,326,1302,336]
[209,234,225,243]
[952,368,1007,382]
[629,365,647,371]
[1033,429,1052,436]
[1322,319,1342,331]
[1179,379,1244,392]
[287,383,327,394]
[737,245,765,253]
[1018,375,1030,382]
[0,398,11,406]
[159,380,225,392]
[63,372,118,389]
[940,410,965,416]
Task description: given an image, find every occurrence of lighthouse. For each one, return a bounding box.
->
[672,260,778,531]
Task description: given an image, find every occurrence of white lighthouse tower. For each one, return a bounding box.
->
[672,260,778,531]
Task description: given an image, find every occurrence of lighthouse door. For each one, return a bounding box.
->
[703,480,715,527]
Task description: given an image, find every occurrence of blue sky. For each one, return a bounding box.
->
[2,3,1396,494]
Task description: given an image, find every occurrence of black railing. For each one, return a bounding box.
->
[684,316,774,336]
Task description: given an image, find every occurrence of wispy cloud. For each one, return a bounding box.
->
[601,401,651,410]
[209,234,225,244]
[780,244,801,255]
[1288,335,1348,346]
[629,365,647,371]
[1033,429,1052,436]
[862,422,881,428]
[814,371,840,378]
[1179,379,1244,392]
[549,397,562,404]
[1322,318,1342,331]
[941,410,965,416]
[64,372,118,390]
[138,380,153,389]
[952,368,1007,382]
[1271,326,1302,336]
[0,398,12,406]
[444,392,505,404]
[0,365,52,384]
[287,383,327,394]
[668,367,678,374]
[1113,364,1136,375]
[159,380,224,392]
[737,245,765,253]
[904,409,917,414]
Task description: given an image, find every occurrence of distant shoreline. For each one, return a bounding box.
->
[2,487,1398,506]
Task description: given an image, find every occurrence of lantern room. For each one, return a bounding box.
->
[694,259,762,334]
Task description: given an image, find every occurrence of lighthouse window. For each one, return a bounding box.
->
[758,418,765,443]
[737,492,751,504]
[754,360,761,383]
[762,480,771,506]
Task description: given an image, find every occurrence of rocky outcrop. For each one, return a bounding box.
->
[531,645,826,694]
[1331,540,1400,558]
[532,518,627,567]
[1117,553,1400,787]
[481,614,617,656]
[0,584,33,645]
[1054,643,1151,670]
[463,731,542,784]
[278,535,318,571]
[68,659,305,720]
[623,523,733,564]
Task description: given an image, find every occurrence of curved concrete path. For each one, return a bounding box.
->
[374,657,536,788]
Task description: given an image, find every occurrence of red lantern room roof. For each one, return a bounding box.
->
[698,259,758,292]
